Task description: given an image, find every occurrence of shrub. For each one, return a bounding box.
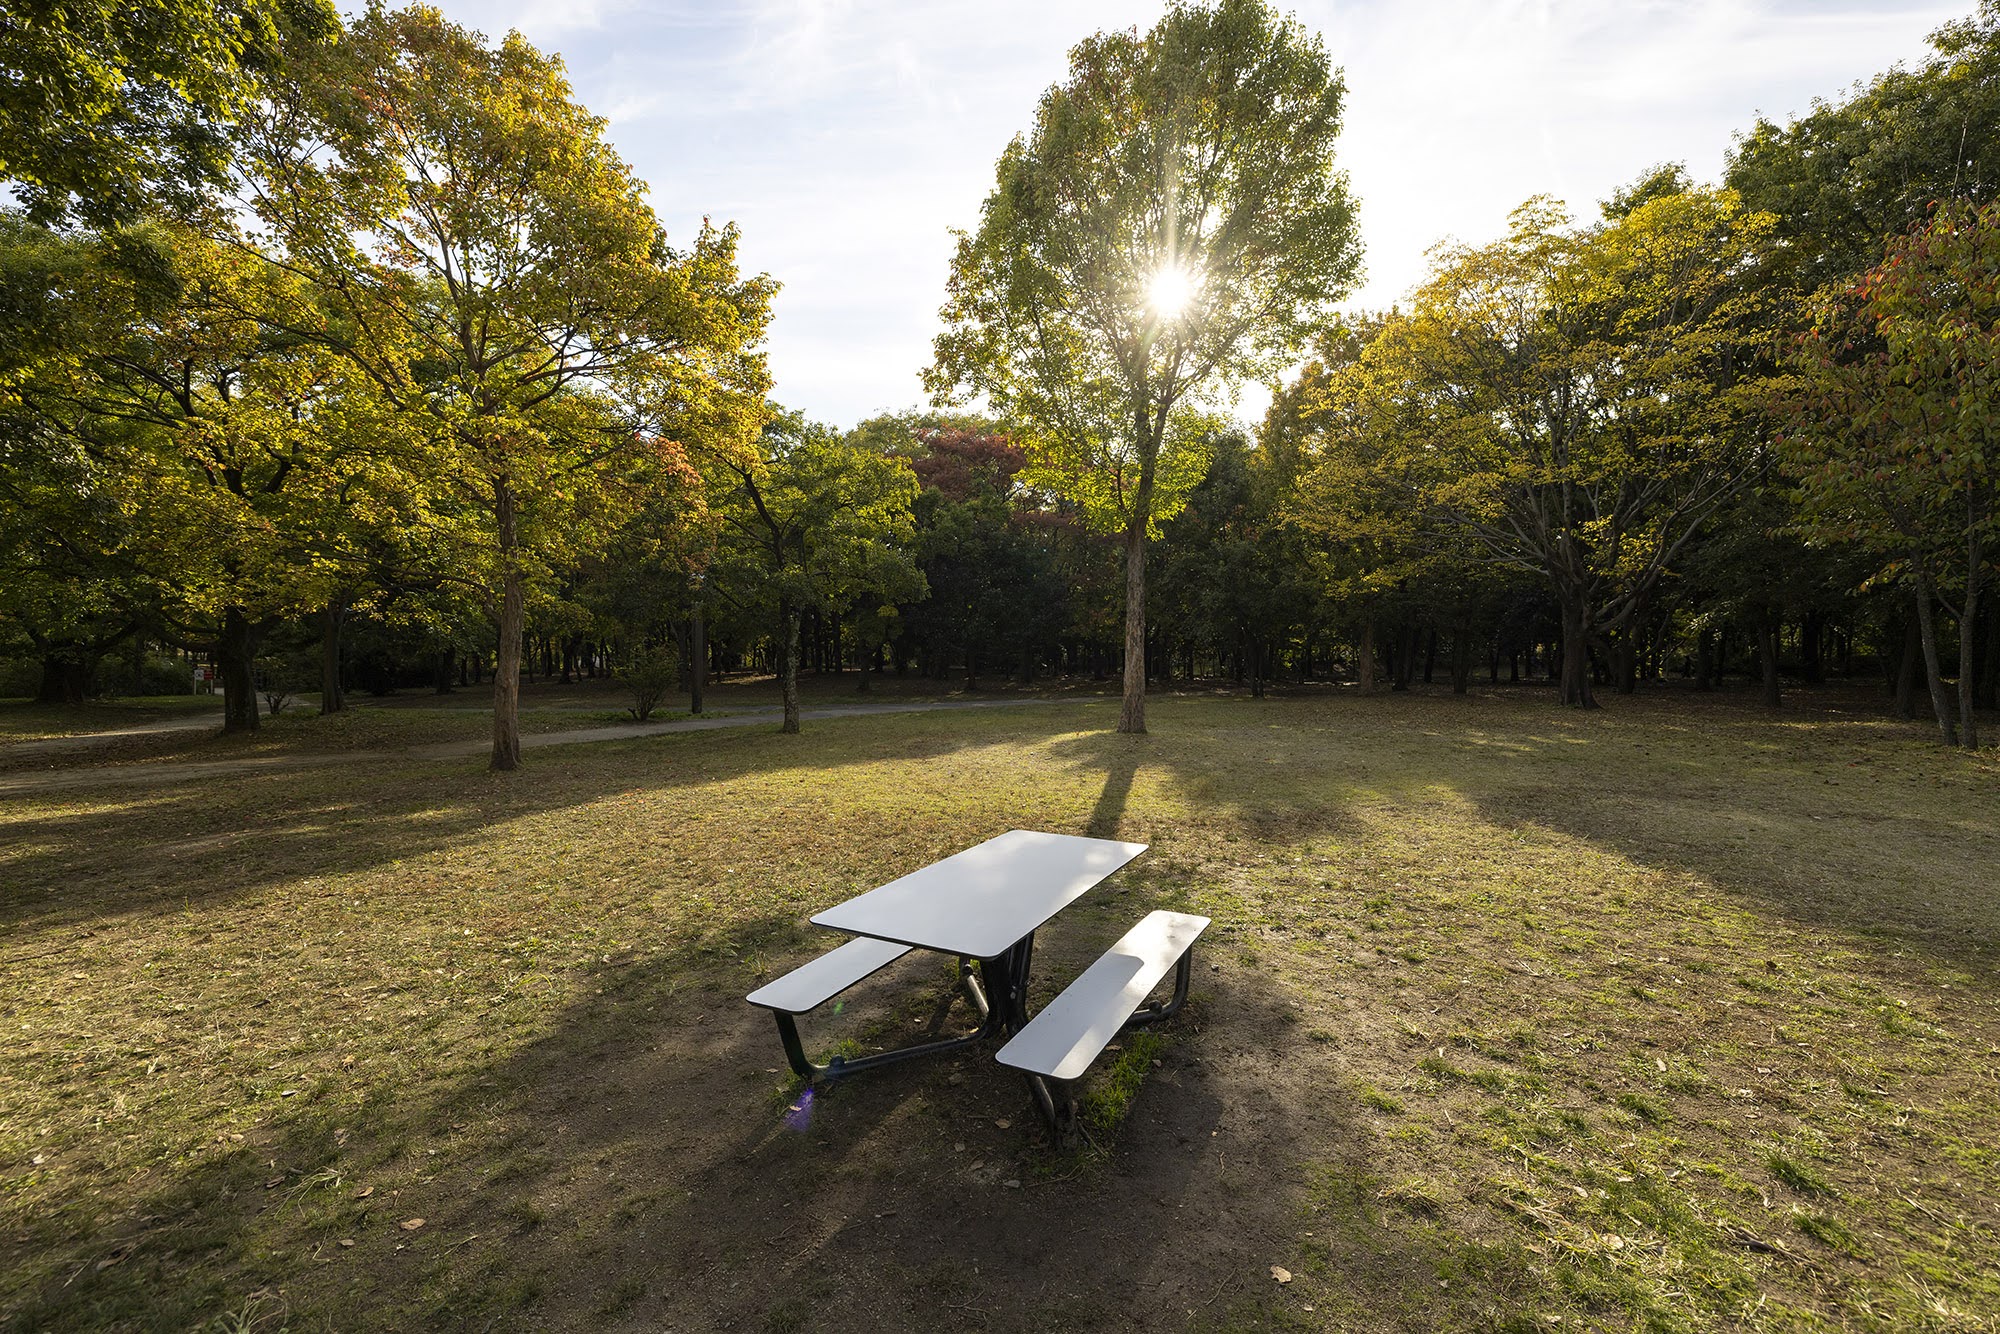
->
[620,647,677,722]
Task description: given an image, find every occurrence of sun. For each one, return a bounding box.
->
[1146,263,1199,318]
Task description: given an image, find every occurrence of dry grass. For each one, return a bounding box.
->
[0,697,223,743]
[0,685,1995,1332]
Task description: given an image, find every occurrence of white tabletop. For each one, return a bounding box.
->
[811,830,1147,959]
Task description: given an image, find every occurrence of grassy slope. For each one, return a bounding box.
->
[0,689,1995,1332]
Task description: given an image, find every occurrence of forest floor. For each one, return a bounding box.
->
[1,684,1996,1333]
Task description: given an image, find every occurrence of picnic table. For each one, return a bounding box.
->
[746,829,1209,1139]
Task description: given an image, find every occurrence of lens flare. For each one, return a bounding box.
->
[783,1087,815,1131]
[1146,264,1199,318]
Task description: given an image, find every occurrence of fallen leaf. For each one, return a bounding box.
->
[338,1239,355,1248]
[399,1218,425,1232]
[1655,1058,1666,1072]
[994,1119,1010,1130]
[970,1161,986,1171]
[1603,1233,1625,1250]
[1002,1179,1020,1189]
[353,1186,374,1200]
[1271,1266,1293,1284]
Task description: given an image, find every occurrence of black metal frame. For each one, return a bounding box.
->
[769,941,1034,1082]
[766,931,1199,1149]
[1021,942,1198,1146]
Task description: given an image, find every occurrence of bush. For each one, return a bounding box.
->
[254,651,316,716]
[620,647,678,722]
[0,658,39,698]
[97,652,195,698]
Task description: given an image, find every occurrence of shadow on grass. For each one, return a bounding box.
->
[0,710,1058,936]
[4,900,1503,1333]
[1046,687,1999,980]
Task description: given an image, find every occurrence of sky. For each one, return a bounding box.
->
[414,0,1965,429]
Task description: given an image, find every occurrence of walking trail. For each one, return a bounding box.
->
[0,699,1066,796]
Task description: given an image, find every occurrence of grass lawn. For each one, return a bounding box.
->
[1,688,1996,1332]
[0,697,224,743]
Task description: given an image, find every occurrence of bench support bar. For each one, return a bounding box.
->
[774,954,1005,1082]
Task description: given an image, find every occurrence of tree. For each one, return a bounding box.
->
[928,0,1361,733]
[0,0,336,226]
[1331,190,1780,708]
[1728,3,2000,292]
[900,426,1067,690]
[4,218,430,730]
[708,411,924,733]
[238,5,773,768]
[0,215,174,702]
[1781,201,2000,747]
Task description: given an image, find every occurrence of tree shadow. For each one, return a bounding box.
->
[5,901,1498,1332]
[1045,688,1999,980]
[0,709,1039,936]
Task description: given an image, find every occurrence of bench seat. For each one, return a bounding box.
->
[996,910,1209,1081]
[746,935,913,1014]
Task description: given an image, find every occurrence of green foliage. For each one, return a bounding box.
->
[0,0,337,226]
[1727,2,2000,289]
[1288,188,1784,706]
[708,411,924,727]
[235,5,773,764]
[619,646,678,722]
[1780,201,2000,745]
[930,0,1361,729]
[930,0,1359,535]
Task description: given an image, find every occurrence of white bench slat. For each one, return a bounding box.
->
[745,936,914,1014]
[995,911,1209,1081]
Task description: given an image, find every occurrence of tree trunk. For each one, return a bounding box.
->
[1558,597,1597,708]
[1957,536,1981,749]
[1912,578,1956,746]
[491,481,525,771]
[1977,605,1999,712]
[319,603,346,714]
[1695,627,1715,693]
[35,651,92,705]
[1758,616,1782,709]
[1800,610,1824,683]
[780,602,802,734]
[1357,618,1376,692]
[1117,516,1147,734]
[1614,628,1638,695]
[1451,625,1473,695]
[689,602,706,714]
[1895,616,1921,719]
[218,606,261,734]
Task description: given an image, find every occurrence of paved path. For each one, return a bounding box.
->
[0,698,1063,796]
